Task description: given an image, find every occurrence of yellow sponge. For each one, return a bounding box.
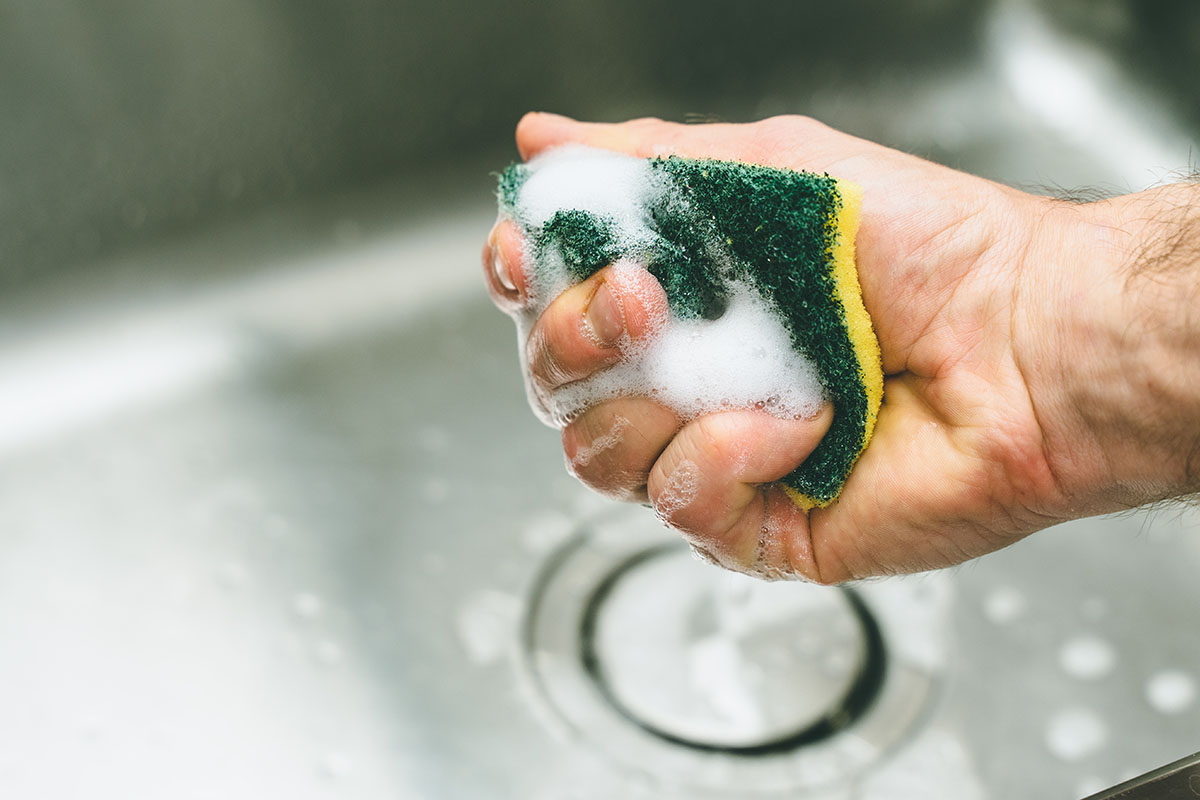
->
[498,153,883,507]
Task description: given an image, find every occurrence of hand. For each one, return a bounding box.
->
[482,113,1200,583]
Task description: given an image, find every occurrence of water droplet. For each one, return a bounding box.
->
[292,592,323,620]
[1045,708,1107,762]
[983,586,1025,624]
[1059,635,1116,680]
[1145,670,1196,715]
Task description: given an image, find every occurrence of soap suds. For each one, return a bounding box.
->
[515,146,664,242]
[499,146,827,431]
[743,511,800,581]
[654,459,700,521]
[550,283,824,427]
[569,415,632,470]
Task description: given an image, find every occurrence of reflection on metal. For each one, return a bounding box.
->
[0,211,482,459]
[0,2,1198,797]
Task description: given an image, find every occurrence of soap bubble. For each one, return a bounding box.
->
[501,147,828,431]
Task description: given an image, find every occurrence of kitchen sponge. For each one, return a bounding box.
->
[496,146,882,507]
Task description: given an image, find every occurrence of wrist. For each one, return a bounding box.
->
[1017,185,1200,510]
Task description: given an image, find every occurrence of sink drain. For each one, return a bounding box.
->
[580,544,886,754]
[518,505,948,794]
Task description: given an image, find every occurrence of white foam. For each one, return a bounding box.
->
[515,145,664,247]
[501,146,828,431]
[550,282,824,427]
[568,414,631,470]
[654,459,700,521]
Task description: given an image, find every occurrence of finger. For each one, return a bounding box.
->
[517,113,674,161]
[562,398,680,502]
[482,218,530,312]
[526,260,667,392]
[647,406,833,578]
[515,112,849,172]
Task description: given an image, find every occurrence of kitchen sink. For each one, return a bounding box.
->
[1,1,1197,797]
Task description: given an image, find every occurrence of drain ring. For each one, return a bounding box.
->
[578,543,889,755]
[518,505,947,794]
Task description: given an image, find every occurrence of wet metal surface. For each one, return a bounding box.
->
[1,2,1198,797]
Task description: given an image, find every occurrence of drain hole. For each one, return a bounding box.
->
[579,545,887,756]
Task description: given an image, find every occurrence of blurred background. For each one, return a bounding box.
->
[1,0,1198,798]
[5,0,1200,279]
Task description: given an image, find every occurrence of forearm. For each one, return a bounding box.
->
[1019,183,1200,509]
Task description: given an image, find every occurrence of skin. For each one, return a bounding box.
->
[482,112,1200,584]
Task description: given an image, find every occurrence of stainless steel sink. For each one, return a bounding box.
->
[2,1,1198,798]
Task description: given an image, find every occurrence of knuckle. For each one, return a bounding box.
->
[567,454,645,499]
[563,412,647,498]
[525,319,576,389]
[687,414,738,465]
[524,326,555,386]
[755,114,830,155]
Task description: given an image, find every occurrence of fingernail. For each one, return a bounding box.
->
[584,281,624,347]
[492,243,516,292]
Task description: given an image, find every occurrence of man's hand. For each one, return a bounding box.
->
[483,113,1200,583]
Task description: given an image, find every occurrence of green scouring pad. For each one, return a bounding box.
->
[496,146,883,508]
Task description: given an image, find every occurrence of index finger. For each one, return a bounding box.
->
[526,260,668,392]
[514,112,845,170]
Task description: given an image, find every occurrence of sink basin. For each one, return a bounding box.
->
[3,187,1197,800]
[1,2,1197,798]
